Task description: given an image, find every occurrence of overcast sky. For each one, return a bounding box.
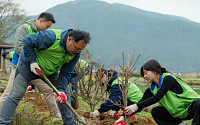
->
[11,0,200,23]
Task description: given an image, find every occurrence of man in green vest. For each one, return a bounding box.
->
[0,12,63,121]
[0,28,91,125]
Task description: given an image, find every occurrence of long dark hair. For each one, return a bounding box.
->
[140,59,169,77]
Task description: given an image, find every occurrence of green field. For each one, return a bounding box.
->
[129,75,200,94]
[1,74,199,125]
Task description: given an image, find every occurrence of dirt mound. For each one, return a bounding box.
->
[77,110,155,125]
[22,92,155,124]
[0,88,5,93]
[0,72,10,81]
[23,92,48,112]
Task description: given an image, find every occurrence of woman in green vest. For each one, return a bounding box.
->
[124,59,200,125]
[90,69,143,122]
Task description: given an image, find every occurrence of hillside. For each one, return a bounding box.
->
[27,0,200,73]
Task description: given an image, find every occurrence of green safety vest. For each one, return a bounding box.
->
[11,23,37,65]
[75,59,88,69]
[23,23,37,34]
[35,29,76,76]
[111,77,143,103]
[150,73,200,118]
[9,51,14,59]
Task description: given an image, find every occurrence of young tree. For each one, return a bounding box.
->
[76,49,116,112]
[118,46,140,125]
[107,46,140,125]
[77,56,107,111]
[0,0,28,41]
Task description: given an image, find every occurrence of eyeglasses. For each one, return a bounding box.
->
[72,40,82,52]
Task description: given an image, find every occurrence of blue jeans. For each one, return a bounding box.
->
[59,85,78,125]
[0,61,77,125]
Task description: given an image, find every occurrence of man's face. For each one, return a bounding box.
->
[37,19,53,31]
[66,37,87,55]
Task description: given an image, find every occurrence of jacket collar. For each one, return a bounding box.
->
[60,29,73,54]
[106,73,118,92]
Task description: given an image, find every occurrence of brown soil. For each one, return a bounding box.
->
[78,110,155,125]
[22,92,155,124]
[0,72,155,125]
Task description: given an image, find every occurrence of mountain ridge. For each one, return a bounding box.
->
[40,0,200,73]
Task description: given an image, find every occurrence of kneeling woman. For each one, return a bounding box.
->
[123,59,200,125]
[90,69,143,121]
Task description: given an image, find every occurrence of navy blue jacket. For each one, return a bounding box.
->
[98,73,123,113]
[20,29,80,92]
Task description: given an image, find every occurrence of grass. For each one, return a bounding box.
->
[136,111,152,118]
[16,99,64,125]
[180,76,200,84]
[14,94,192,125]
[1,73,199,125]
[130,75,200,83]
[0,80,8,87]
[77,75,200,125]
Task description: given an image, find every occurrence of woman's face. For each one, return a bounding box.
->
[143,69,157,83]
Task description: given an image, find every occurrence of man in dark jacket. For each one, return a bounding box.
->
[0,12,63,122]
[0,29,91,125]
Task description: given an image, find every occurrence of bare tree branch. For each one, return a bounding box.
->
[0,0,29,41]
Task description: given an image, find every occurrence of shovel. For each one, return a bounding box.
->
[37,70,87,125]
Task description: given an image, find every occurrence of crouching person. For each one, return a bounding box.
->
[121,59,200,125]
[90,69,143,123]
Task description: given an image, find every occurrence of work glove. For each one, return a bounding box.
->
[90,110,99,119]
[56,92,67,104]
[125,104,138,115]
[30,62,41,76]
[27,85,32,91]
[110,110,117,117]
[70,90,79,110]
[114,116,125,125]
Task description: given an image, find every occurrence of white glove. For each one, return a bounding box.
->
[114,116,124,125]
[109,110,117,117]
[90,110,99,119]
[30,62,41,76]
[125,104,138,115]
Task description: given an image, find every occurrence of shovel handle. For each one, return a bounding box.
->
[36,70,87,125]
